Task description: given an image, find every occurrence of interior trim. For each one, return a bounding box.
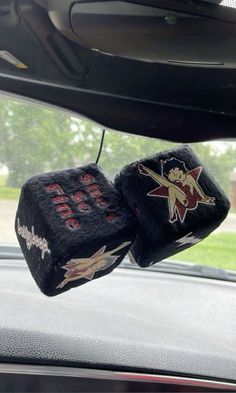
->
[1,74,236,142]
[0,364,235,390]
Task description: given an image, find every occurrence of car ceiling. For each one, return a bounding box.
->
[0,0,236,142]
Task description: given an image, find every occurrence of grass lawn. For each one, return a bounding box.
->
[0,186,20,200]
[170,232,236,271]
[0,176,5,186]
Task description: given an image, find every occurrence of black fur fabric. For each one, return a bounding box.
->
[115,145,230,267]
[15,164,137,296]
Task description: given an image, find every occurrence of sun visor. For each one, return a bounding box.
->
[70,0,236,67]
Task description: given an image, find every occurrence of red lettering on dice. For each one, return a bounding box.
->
[87,183,102,198]
[80,173,95,185]
[45,183,64,195]
[51,196,68,204]
[77,201,91,212]
[65,218,80,230]
[95,197,108,207]
[71,191,86,203]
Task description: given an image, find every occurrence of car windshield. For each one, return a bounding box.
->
[0,94,235,277]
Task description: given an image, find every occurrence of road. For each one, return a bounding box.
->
[0,200,235,244]
[0,200,19,244]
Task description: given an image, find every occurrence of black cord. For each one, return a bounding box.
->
[95,129,106,165]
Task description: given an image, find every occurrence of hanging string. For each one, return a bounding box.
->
[95,129,106,165]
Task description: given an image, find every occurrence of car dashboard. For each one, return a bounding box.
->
[0,259,235,392]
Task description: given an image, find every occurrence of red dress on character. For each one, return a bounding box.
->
[174,182,202,210]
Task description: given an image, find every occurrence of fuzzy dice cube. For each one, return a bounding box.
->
[15,164,137,296]
[115,145,230,267]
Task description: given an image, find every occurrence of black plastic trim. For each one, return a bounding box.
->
[0,74,236,142]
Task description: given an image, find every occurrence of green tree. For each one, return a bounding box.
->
[0,99,102,187]
[190,142,236,194]
[0,96,235,196]
[100,133,236,195]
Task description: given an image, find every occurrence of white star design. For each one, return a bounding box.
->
[176,232,202,248]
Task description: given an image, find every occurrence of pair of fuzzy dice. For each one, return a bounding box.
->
[16,145,230,296]
[15,164,137,296]
[115,145,230,267]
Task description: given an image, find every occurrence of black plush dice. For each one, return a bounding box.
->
[15,164,137,296]
[115,145,230,267]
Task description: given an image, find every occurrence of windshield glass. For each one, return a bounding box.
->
[0,94,235,274]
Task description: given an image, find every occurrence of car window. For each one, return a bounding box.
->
[0,94,235,273]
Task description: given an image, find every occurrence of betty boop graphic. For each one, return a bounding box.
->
[57,241,131,289]
[138,157,215,223]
